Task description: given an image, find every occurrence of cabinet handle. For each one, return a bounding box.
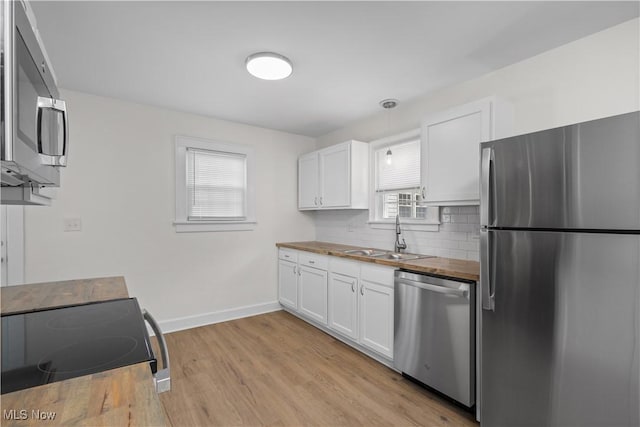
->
[314,197,318,206]
[293,266,296,275]
[360,285,364,296]
[298,268,301,276]
[351,282,355,292]
[309,260,315,264]
[421,186,426,199]
[320,197,323,205]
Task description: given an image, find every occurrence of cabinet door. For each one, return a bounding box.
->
[299,266,328,324]
[0,206,24,286]
[421,99,491,206]
[298,152,319,209]
[359,279,394,359]
[319,143,350,208]
[328,272,358,340]
[278,259,298,310]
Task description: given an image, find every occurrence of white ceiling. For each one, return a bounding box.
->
[31,1,639,137]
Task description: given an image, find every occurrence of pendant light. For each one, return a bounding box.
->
[380,99,399,165]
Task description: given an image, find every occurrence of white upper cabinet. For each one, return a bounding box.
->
[421,97,512,206]
[319,143,350,207]
[298,152,319,209]
[298,140,369,210]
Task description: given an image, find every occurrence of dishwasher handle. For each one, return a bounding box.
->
[143,309,171,393]
[395,277,469,298]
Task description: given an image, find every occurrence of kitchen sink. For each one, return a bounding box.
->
[342,249,386,256]
[372,252,434,261]
[342,248,433,261]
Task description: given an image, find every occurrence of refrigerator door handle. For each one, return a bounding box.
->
[480,147,494,226]
[480,230,495,311]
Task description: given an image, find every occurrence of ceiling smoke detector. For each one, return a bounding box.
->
[379,99,399,109]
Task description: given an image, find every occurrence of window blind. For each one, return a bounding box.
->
[186,148,246,220]
[376,139,420,191]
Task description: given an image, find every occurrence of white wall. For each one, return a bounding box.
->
[315,18,639,260]
[23,90,316,328]
[317,18,639,148]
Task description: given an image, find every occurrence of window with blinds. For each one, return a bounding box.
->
[186,148,247,220]
[175,135,255,232]
[375,139,427,220]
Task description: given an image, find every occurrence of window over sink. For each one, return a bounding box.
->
[174,135,256,232]
[369,129,439,230]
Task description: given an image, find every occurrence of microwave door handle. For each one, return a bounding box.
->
[37,96,68,167]
[143,309,171,393]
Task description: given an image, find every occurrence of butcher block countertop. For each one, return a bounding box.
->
[1,276,129,315]
[0,277,168,427]
[276,241,480,282]
[1,363,167,427]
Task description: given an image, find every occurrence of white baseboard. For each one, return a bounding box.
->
[155,301,282,334]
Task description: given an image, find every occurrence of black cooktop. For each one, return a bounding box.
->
[1,298,157,394]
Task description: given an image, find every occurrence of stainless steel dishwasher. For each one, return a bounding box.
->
[394,270,475,408]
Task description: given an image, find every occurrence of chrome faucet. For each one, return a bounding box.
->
[395,214,407,253]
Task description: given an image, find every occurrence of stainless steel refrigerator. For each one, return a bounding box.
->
[479,111,639,427]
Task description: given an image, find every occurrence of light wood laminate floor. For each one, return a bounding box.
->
[159,310,478,426]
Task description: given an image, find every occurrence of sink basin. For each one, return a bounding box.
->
[342,249,386,257]
[372,252,434,261]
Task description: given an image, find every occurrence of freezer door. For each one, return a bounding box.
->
[481,230,640,427]
[480,111,640,230]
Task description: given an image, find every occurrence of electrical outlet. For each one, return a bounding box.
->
[63,218,82,232]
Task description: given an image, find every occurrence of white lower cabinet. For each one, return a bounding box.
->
[359,279,394,359]
[328,272,359,340]
[278,248,395,362]
[278,259,298,310]
[278,248,395,361]
[298,265,328,324]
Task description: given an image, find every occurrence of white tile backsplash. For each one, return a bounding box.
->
[314,206,480,261]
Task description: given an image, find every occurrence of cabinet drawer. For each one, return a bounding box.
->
[299,252,328,270]
[278,248,298,262]
[329,257,359,278]
[361,263,395,288]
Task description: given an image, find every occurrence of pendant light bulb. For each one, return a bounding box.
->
[386,148,393,165]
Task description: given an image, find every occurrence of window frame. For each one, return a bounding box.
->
[174,135,256,232]
[368,129,439,231]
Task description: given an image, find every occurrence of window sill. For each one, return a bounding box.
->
[367,220,439,232]
[174,221,256,233]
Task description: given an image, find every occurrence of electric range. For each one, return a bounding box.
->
[1,298,160,394]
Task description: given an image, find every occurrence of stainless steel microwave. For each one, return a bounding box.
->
[1,0,68,205]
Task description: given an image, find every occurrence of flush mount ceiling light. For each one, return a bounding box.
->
[245,52,293,80]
